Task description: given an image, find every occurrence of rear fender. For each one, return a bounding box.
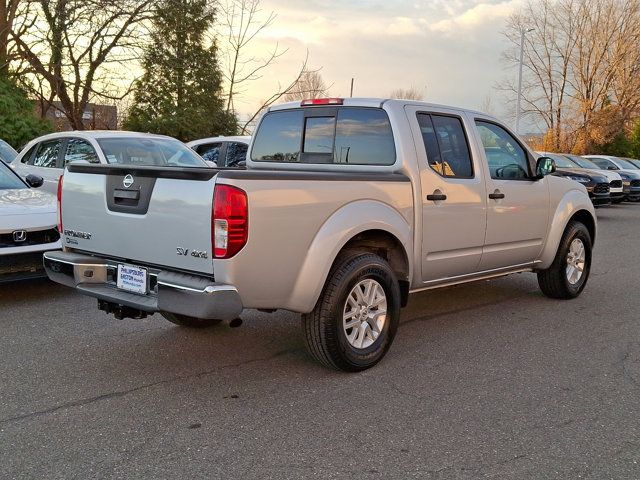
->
[538,189,596,269]
[289,200,412,313]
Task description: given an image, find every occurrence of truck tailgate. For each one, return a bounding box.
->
[61,164,216,275]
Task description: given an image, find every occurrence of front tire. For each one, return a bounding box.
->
[160,312,222,328]
[302,252,401,371]
[537,221,592,299]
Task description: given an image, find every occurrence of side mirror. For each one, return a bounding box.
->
[608,166,617,170]
[25,173,44,188]
[535,156,556,179]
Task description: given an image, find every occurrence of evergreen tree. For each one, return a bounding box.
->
[124,0,236,141]
[0,76,52,149]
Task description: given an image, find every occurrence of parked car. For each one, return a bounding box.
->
[187,136,250,168]
[583,155,640,201]
[564,155,626,203]
[0,161,60,282]
[10,131,199,194]
[537,152,611,206]
[44,98,596,371]
[0,139,18,164]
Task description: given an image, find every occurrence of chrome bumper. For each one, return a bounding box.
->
[43,251,243,320]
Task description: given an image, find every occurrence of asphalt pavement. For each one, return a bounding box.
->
[1,205,640,479]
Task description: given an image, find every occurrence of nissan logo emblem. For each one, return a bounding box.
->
[12,230,27,243]
[123,174,134,188]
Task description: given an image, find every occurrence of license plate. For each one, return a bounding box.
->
[116,264,148,294]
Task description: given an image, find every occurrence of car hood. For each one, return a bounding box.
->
[0,188,56,215]
[555,167,608,182]
[614,169,640,179]
[571,167,622,181]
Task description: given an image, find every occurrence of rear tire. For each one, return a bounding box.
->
[537,221,592,299]
[160,312,222,328]
[302,252,401,371]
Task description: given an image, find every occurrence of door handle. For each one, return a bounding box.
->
[488,191,505,200]
[426,193,447,201]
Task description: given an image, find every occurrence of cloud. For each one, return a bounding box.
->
[430,1,520,33]
[230,0,524,123]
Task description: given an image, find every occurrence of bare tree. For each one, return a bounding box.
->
[282,69,329,102]
[12,0,154,129]
[240,53,309,134]
[501,0,640,153]
[218,0,288,113]
[500,0,578,151]
[479,94,495,115]
[0,0,33,76]
[389,86,424,100]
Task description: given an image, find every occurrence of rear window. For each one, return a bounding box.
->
[97,137,206,167]
[251,107,396,165]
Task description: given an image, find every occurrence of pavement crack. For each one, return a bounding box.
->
[0,347,299,427]
[615,343,640,388]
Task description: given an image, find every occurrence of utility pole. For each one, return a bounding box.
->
[350,78,354,98]
[515,28,534,135]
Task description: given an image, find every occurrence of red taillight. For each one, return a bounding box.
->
[212,184,248,259]
[56,175,63,233]
[300,98,344,106]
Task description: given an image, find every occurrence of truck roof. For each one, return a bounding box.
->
[268,97,488,118]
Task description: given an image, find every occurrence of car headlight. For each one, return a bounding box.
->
[568,175,590,183]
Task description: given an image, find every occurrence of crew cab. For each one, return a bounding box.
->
[44,98,596,371]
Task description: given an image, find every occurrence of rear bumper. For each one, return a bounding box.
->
[43,251,243,320]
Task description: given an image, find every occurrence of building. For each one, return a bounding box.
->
[37,101,118,131]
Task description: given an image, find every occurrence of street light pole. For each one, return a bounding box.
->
[515,28,534,135]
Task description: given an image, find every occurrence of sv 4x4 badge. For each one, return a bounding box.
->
[176,247,208,259]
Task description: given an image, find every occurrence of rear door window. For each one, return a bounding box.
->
[195,142,222,164]
[225,142,248,167]
[65,138,99,164]
[251,107,395,165]
[417,113,473,178]
[31,140,62,168]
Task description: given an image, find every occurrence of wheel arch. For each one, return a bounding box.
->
[288,200,412,313]
[538,190,596,270]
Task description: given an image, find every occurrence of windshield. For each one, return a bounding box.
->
[625,158,640,169]
[616,158,639,169]
[97,137,207,167]
[0,140,18,163]
[0,160,26,189]
[566,155,600,169]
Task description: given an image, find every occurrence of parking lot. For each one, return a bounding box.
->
[1,205,639,479]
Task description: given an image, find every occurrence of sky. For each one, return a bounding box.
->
[232,0,525,128]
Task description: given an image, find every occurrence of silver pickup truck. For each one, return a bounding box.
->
[44,98,596,371]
